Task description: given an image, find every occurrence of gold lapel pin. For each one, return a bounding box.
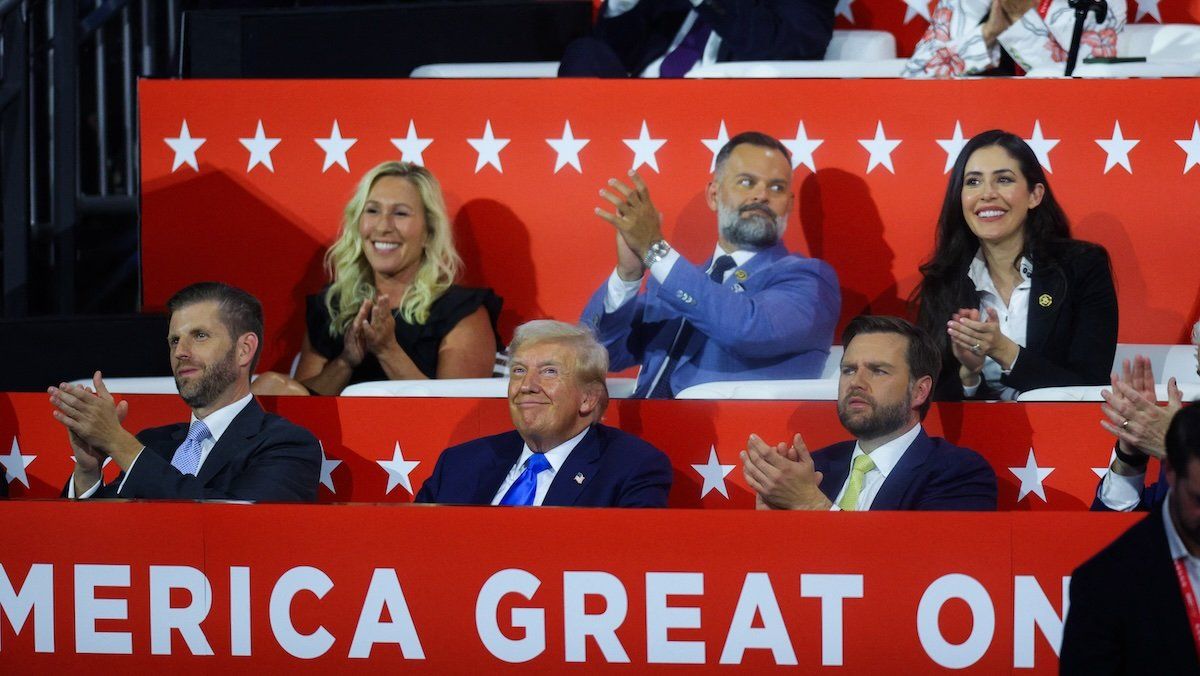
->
[574,472,585,484]
[1038,294,1053,308]
[734,269,748,281]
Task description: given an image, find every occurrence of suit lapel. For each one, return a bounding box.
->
[871,429,932,510]
[543,426,603,506]
[196,399,265,485]
[472,432,525,504]
[816,443,853,503]
[1025,264,1067,355]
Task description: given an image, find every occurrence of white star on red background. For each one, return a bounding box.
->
[468,120,511,174]
[391,120,434,166]
[378,442,420,495]
[623,120,667,173]
[318,442,341,494]
[691,445,735,499]
[314,120,357,173]
[858,121,901,174]
[701,120,730,172]
[1095,121,1139,174]
[1092,449,1117,479]
[902,0,932,23]
[1008,448,1055,503]
[546,120,589,173]
[239,120,281,173]
[164,120,205,172]
[781,121,823,172]
[1175,121,1200,174]
[1134,0,1162,22]
[1024,120,1060,173]
[835,0,855,22]
[936,121,967,174]
[1,437,36,489]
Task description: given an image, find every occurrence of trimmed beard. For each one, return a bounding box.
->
[717,201,786,251]
[176,344,240,410]
[836,388,913,441]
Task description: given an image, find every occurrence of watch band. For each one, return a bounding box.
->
[642,239,671,268]
[1113,440,1149,468]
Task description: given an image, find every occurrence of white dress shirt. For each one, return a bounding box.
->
[604,0,720,78]
[604,244,756,394]
[830,423,923,511]
[490,426,591,506]
[1163,491,1200,598]
[70,393,254,499]
[962,250,1030,400]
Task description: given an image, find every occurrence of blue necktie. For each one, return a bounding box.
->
[647,255,737,399]
[170,420,210,476]
[499,453,552,506]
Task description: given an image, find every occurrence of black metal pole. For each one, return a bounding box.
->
[51,0,78,313]
[1,3,30,317]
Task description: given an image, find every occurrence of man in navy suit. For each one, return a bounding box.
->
[50,282,321,502]
[416,320,672,507]
[559,0,836,78]
[581,131,840,399]
[742,315,997,511]
[1060,405,1200,674]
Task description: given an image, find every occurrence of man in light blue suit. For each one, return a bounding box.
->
[742,315,997,511]
[581,131,840,399]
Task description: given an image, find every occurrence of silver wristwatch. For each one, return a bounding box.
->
[642,239,671,268]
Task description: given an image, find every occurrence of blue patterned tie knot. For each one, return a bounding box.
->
[499,453,552,506]
[170,419,210,476]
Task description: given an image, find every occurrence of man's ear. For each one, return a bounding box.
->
[237,332,259,370]
[578,382,602,417]
[705,178,718,212]
[911,375,933,413]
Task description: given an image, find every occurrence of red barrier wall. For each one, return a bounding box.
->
[141,79,1200,373]
[2,393,1142,509]
[0,502,1139,673]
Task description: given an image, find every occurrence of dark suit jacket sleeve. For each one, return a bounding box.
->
[698,0,835,61]
[1002,246,1118,392]
[614,442,674,507]
[915,448,998,510]
[117,422,321,502]
[1059,558,1125,676]
[414,450,448,504]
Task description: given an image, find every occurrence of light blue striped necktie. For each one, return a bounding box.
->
[171,420,210,476]
[499,453,552,506]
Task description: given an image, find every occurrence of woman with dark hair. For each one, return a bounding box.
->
[913,129,1117,401]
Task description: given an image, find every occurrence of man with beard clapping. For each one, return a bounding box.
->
[581,131,841,398]
[50,282,321,502]
[742,315,997,511]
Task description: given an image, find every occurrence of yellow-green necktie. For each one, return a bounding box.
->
[838,454,877,511]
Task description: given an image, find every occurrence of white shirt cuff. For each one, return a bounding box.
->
[647,248,681,284]
[1098,467,1146,512]
[603,268,643,313]
[962,379,981,397]
[689,0,704,6]
[604,0,639,17]
[69,473,102,499]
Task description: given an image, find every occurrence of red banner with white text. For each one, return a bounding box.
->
[140,78,1200,374]
[0,502,1138,673]
[1,393,1146,510]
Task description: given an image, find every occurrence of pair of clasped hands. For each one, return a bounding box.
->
[338,294,404,368]
[946,308,1020,385]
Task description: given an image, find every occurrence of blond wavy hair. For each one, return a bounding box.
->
[323,161,461,337]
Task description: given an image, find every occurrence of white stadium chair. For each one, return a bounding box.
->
[1027,24,1200,77]
[341,377,639,398]
[1019,383,1200,402]
[1163,344,1200,384]
[409,62,559,78]
[675,378,838,400]
[1112,343,1174,376]
[66,376,178,394]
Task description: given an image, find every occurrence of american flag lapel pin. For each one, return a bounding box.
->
[574,472,585,484]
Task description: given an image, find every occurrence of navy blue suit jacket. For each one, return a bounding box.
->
[595,0,836,75]
[1091,464,1169,512]
[1060,506,1199,675]
[813,428,998,510]
[67,398,322,502]
[415,424,673,507]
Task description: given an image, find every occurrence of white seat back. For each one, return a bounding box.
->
[822,346,844,379]
[1164,344,1200,383]
[1119,24,1200,60]
[67,376,178,394]
[1112,343,1174,376]
[341,377,639,398]
[409,62,559,78]
[675,379,838,400]
[824,29,897,60]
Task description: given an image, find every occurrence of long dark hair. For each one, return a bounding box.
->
[911,129,1074,351]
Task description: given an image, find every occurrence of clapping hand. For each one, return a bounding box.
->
[741,433,830,510]
[595,171,663,261]
[1100,357,1183,460]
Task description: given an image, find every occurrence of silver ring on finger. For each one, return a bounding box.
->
[970,343,982,355]
[1122,419,1130,429]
